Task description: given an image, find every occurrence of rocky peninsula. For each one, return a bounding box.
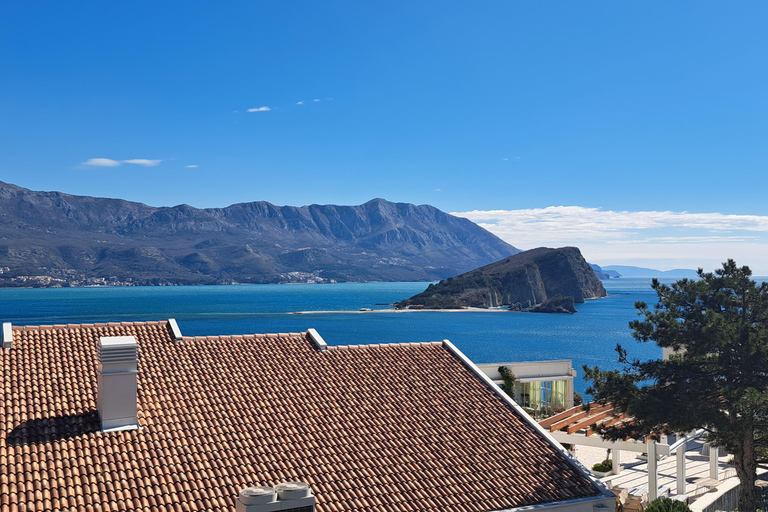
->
[396,247,606,311]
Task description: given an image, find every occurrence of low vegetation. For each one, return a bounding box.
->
[643,497,692,512]
[592,460,612,472]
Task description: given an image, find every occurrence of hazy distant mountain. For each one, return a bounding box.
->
[601,265,698,278]
[397,247,606,309]
[0,181,519,286]
[589,263,621,279]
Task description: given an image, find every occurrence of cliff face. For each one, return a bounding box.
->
[0,181,519,286]
[398,247,607,309]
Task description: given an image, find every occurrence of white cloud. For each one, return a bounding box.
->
[82,158,164,168]
[296,101,305,105]
[247,106,271,112]
[313,99,320,102]
[452,207,768,274]
[82,158,120,167]
[123,159,162,167]
[186,165,198,168]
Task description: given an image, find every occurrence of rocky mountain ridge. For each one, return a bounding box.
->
[0,181,519,286]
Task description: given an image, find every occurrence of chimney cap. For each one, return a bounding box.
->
[100,336,137,348]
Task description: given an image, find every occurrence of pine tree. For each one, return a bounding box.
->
[584,260,768,512]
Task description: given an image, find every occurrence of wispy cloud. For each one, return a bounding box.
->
[296,101,305,105]
[313,99,320,102]
[186,164,198,168]
[123,159,161,167]
[452,207,768,273]
[82,158,121,167]
[247,106,271,112]
[82,158,163,168]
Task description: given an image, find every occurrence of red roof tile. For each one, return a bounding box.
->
[1,321,604,511]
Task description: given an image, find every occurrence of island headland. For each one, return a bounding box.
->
[396,246,607,311]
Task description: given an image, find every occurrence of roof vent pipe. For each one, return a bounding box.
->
[2,323,11,350]
[97,336,139,432]
[237,482,315,512]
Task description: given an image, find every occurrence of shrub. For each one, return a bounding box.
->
[643,497,692,512]
[592,460,612,472]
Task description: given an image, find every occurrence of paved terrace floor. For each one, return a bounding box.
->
[594,438,735,503]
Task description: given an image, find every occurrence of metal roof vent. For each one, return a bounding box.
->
[236,482,315,512]
[97,336,139,432]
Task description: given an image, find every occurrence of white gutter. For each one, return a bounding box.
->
[491,494,615,512]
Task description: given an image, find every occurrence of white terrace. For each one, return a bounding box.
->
[539,403,753,510]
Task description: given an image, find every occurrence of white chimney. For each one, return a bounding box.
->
[236,483,315,512]
[97,336,139,432]
[2,323,11,350]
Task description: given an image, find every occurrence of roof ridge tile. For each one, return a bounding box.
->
[327,340,445,351]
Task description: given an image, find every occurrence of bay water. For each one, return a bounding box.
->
[0,278,681,395]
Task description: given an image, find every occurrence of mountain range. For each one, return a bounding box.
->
[0,181,519,286]
[599,265,699,278]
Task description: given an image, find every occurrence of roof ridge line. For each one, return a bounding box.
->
[179,332,305,343]
[325,340,443,351]
[12,320,167,331]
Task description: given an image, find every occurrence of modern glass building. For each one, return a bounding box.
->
[476,360,576,419]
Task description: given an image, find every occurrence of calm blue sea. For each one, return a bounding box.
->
[0,278,702,395]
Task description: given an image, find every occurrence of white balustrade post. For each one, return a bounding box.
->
[648,441,658,501]
[676,440,687,494]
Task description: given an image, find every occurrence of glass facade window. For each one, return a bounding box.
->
[513,379,569,418]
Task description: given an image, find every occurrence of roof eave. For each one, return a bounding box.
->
[490,494,617,512]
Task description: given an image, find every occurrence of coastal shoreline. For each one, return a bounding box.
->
[293,307,511,314]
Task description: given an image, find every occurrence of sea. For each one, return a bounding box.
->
[0,278,702,396]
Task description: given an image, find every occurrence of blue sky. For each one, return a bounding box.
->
[2,2,768,272]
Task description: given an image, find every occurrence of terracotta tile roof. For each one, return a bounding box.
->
[1,321,604,512]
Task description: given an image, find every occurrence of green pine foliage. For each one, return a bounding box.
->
[584,260,768,512]
[498,366,517,395]
[643,498,692,512]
